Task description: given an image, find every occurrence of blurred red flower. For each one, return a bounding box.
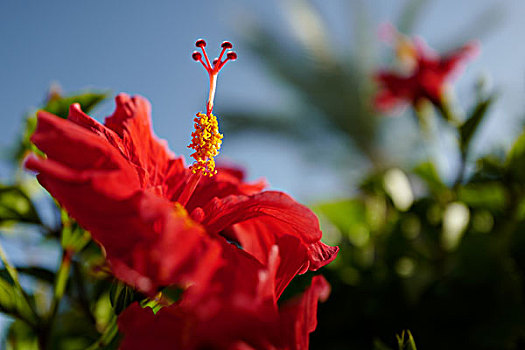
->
[25,94,338,296]
[374,32,479,112]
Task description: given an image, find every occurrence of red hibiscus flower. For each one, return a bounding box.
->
[25,41,338,297]
[374,27,479,112]
[118,241,331,350]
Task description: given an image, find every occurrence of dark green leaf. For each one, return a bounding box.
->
[0,275,37,327]
[278,273,314,304]
[0,266,55,285]
[373,339,394,350]
[413,162,446,193]
[60,210,91,252]
[459,96,494,155]
[0,185,41,225]
[42,91,109,119]
[109,282,141,315]
[160,286,184,303]
[396,330,417,350]
[506,127,525,181]
[85,316,120,350]
[470,155,505,182]
[457,182,506,211]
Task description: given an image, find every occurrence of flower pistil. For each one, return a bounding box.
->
[188,39,237,176]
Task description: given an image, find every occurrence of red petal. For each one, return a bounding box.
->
[25,106,221,294]
[439,41,480,76]
[201,191,322,243]
[181,164,267,210]
[118,246,281,349]
[307,241,339,271]
[199,192,337,295]
[30,111,135,176]
[229,220,310,299]
[104,94,181,190]
[279,275,331,350]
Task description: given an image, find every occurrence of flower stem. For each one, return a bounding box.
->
[85,314,119,350]
[38,248,73,349]
[71,260,97,325]
[49,249,73,318]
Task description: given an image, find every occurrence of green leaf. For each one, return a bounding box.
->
[396,330,417,350]
[13,90,109,163]
[373,339,394,350]
[315,199,367,235]
[159,286,183,304]
[85,315,120,350]
[0,274,37,327]
[470,155,505,183]
[413,162,446,194]
[139,298,164,315]
[5,319,39,350]
[459,96,494,155]
[0,267,55,285]
[46,304,107,350]
[457,182,506,211]
[506,127,525,181]
[60,211,91,252]
[0,185,41,225]
[42,91,109,119]
[109,282,141,315]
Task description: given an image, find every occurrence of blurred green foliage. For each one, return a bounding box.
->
[224,0,524,349]
[0,91,125,349]
[309,127,525,348]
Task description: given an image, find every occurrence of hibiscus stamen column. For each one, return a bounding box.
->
[178,39,237,206]
[188,39,237,177]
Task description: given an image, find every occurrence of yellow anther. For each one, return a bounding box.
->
[395,36,418,72]
[188,112,223,176]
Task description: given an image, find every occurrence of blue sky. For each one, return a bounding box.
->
[1,0,524,201]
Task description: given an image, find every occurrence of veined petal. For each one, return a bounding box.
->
[228,219,337,298]
[201,191,322,243]
[104,94,182,191]
[198,191,337,289]
[31,111,135,175]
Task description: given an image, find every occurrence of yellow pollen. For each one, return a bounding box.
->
[188,112,223,176]
[395,37,418,71]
